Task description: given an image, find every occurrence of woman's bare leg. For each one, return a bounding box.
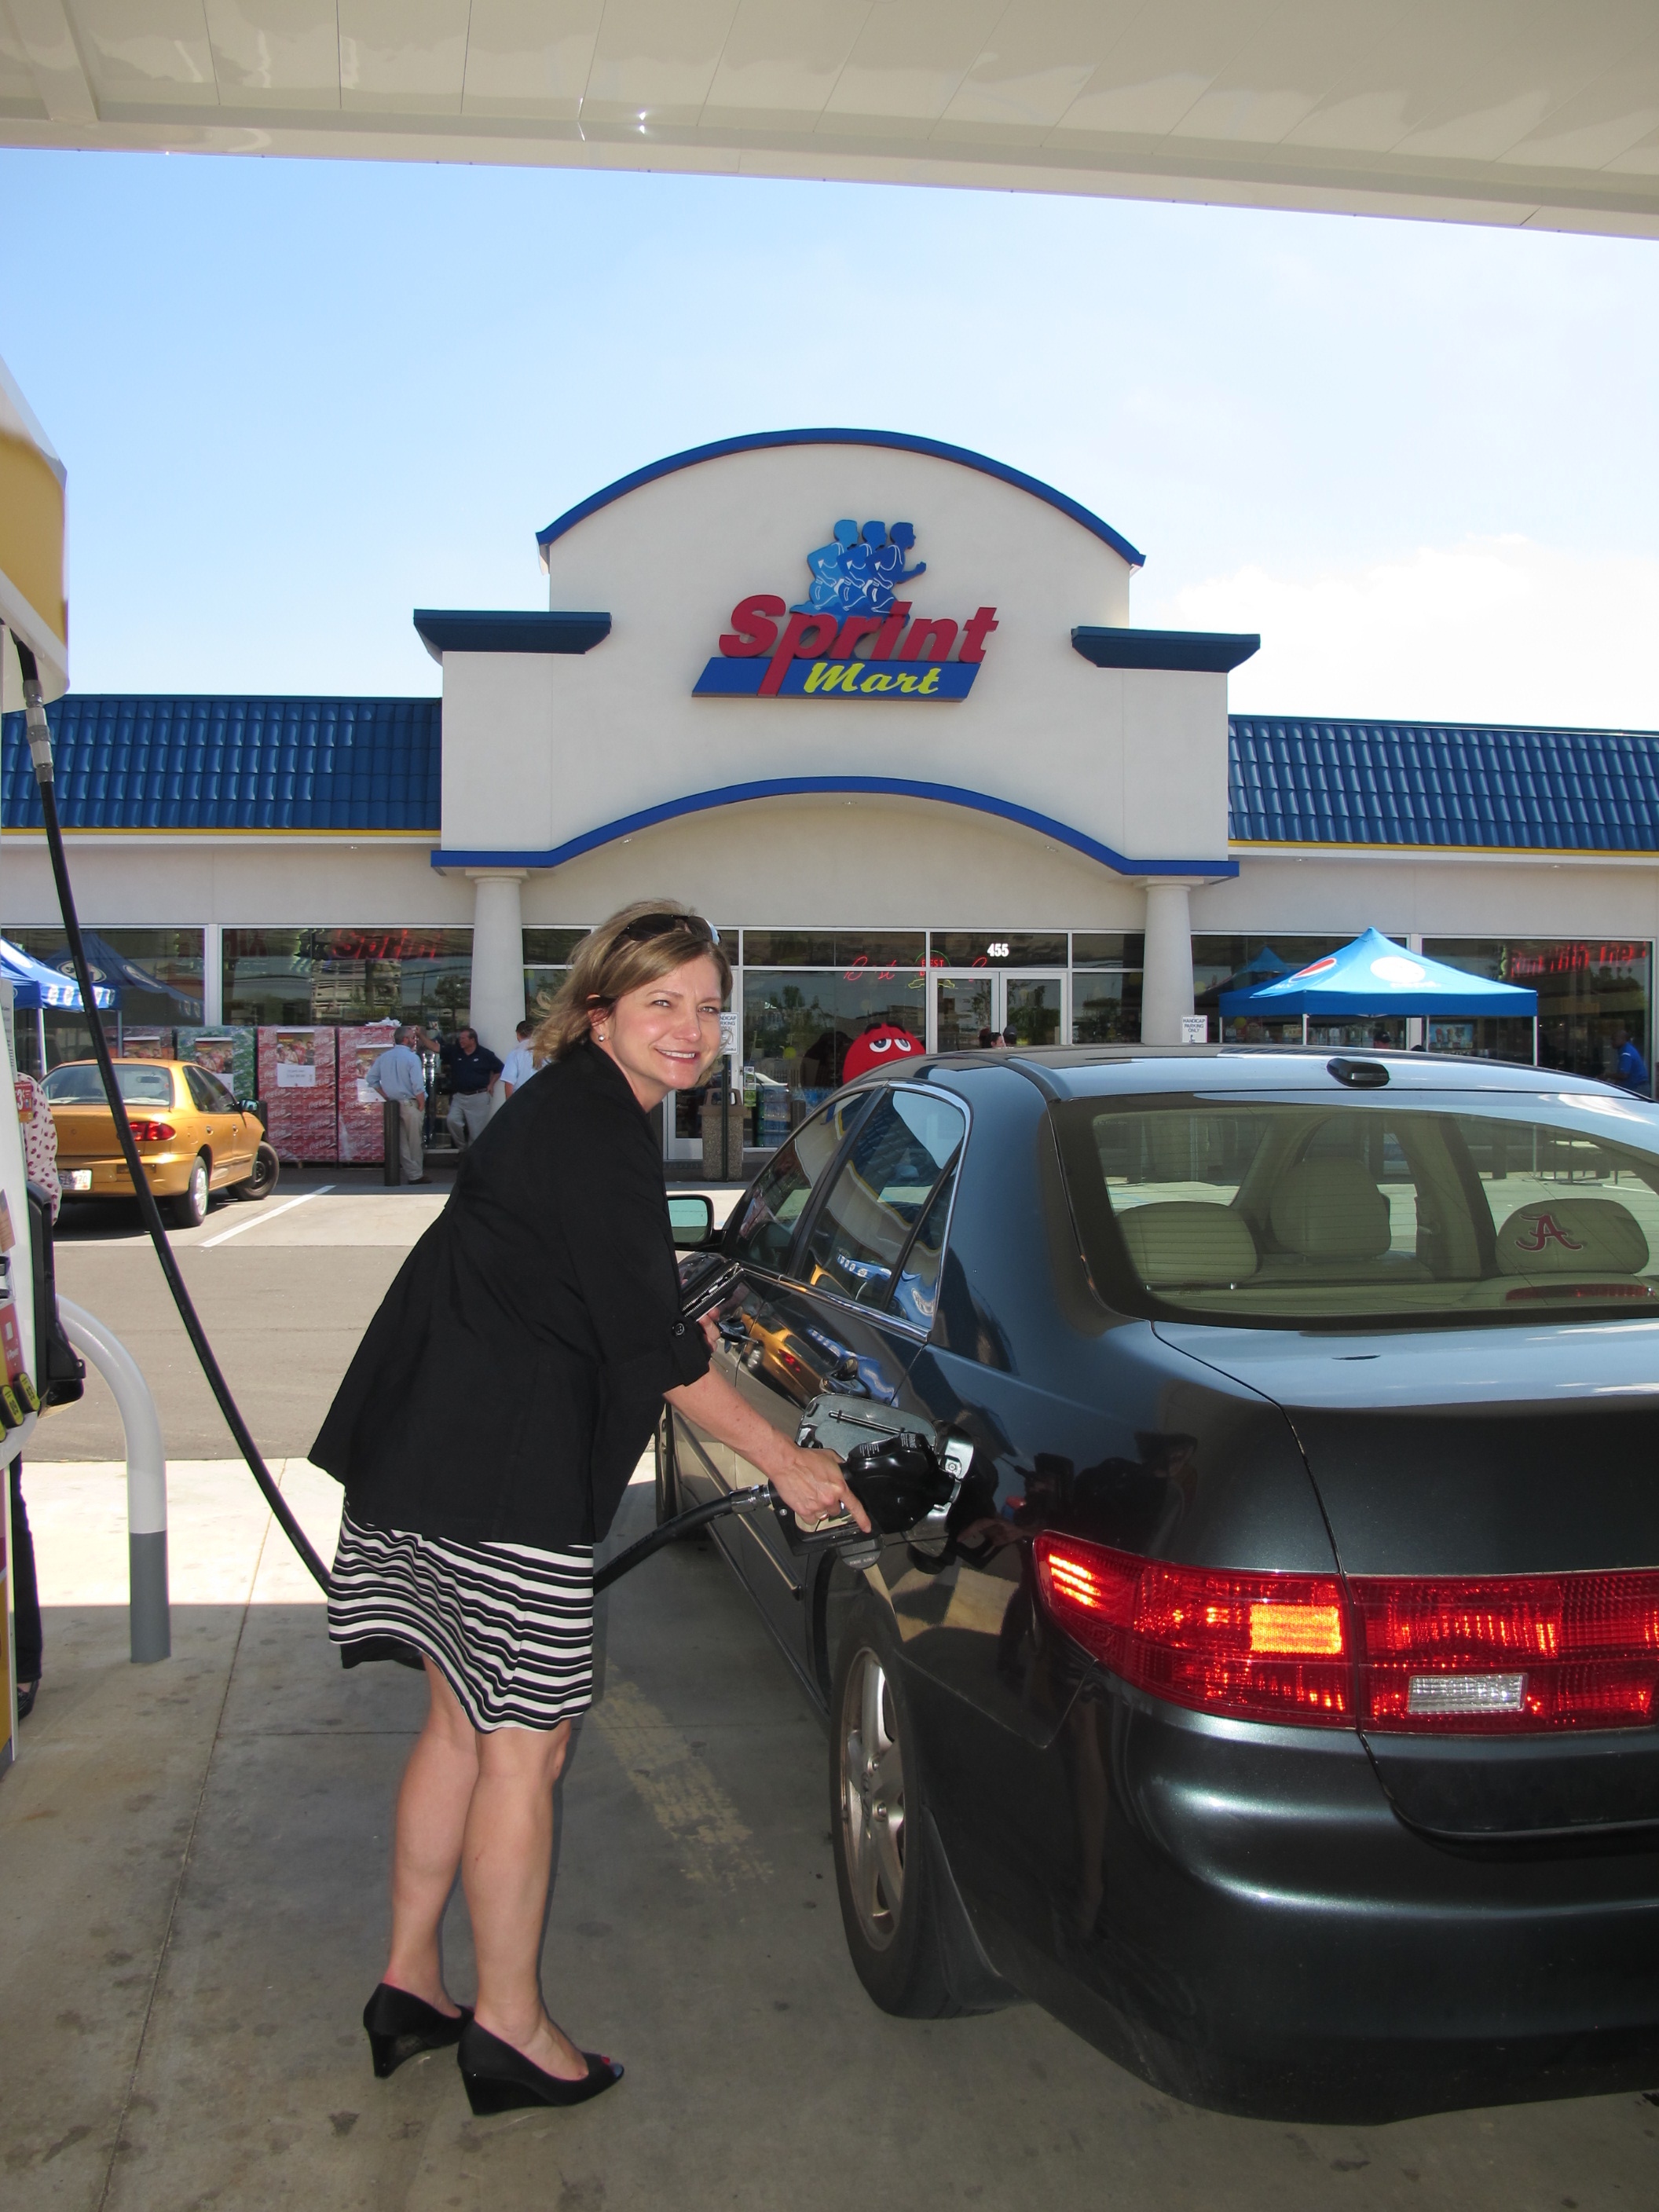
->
[463,1719,589,2078]
[383,1660,479,2012]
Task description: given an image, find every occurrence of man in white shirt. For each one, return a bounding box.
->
[369,1025,430,1184]
[496,1018,539,1105]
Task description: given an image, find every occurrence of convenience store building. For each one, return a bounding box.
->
[3,429,1657,1163]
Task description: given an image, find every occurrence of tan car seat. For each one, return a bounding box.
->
[1258,1157,1428,1280]
[1117,1201,1258,1290]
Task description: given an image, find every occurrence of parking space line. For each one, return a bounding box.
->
[200,1184,334,1248]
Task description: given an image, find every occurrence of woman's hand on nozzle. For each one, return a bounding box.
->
[772,1447,871,1533]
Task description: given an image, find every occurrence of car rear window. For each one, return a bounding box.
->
[1053,1090,1659,1328]
[43,1064,174,1107]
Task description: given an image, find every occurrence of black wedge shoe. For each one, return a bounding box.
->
[363,1983,471,2079]
[457,2020,624,2115]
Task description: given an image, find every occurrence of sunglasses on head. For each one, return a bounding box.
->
[618,912,720,947]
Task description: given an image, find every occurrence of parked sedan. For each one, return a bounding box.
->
[662,1046,1659,2122]
[44,1058,278,1225]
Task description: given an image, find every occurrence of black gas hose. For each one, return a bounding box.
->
[594,1481,771,1592]
[15,639,332,1591]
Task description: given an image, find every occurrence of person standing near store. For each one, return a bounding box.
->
[1614,1023,1650,1096]
[313,902,866,2116]
[496,1019,537,1103]
[368,1026,431,1185]
[441,1027,503,1149]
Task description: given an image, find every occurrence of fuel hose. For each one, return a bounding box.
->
[14,639,332,1591]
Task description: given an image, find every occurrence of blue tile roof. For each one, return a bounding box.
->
[1229,716,1659,853]
[1,695,441,832]
[5,696,1657,855]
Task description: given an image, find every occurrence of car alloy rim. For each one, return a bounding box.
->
[192,1159,207,1213]
[841,1648,905,1950]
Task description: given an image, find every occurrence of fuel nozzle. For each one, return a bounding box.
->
[800,1433,958,1570]
[840,1434,954,1533]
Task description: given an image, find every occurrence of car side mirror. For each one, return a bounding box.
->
[668,1192,716,1250]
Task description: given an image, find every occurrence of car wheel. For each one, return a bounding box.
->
[830,1601,960,2018]
[230,1142,280,1202]
[167,1152,211,1229]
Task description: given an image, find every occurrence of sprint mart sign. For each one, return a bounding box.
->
[694,517,995,702]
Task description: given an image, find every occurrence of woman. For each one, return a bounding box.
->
[312,903,865,2116]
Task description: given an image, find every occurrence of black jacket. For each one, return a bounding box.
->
[312,1040,709,1548]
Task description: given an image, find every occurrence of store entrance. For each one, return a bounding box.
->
[929,971,1068,1051]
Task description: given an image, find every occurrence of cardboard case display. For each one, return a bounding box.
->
[336,1024,401,1162]
[177,1027,257,1097]
[256,1027,339,1161]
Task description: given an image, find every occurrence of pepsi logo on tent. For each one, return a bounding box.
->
[694,518,996,701]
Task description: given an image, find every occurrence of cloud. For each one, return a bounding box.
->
[1141,537,1659,731]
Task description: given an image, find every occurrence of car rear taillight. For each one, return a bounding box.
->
[126,1120,174,1142]
[1034,1534,1352,1727]
[1350,1572,1659,1734]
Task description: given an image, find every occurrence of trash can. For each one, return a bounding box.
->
[701,1091,745,1181]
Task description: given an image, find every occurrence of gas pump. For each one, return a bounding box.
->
[0,353,74,1767]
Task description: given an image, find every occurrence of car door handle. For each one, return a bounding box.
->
[716,1317,749,1347]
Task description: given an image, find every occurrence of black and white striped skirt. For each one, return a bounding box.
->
[328,1511,594,1731]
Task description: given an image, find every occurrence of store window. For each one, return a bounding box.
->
[3,925,204,1071]
[743,961,925,1148]
[523,927,590,1027]
[1071,936,1146,1045]
[742,930,923,969]
[1425,940,1650,1093]
[222,928,472,1031]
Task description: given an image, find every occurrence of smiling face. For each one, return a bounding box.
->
[592,954,725,1109]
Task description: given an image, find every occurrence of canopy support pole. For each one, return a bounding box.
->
[1533,1016,1539,1068]
[1301,1014,1308,1046]
[35,1007,46,1075]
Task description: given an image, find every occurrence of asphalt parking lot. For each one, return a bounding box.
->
[2,1174,1657,2209]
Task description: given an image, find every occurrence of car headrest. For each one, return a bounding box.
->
[1118,1201,1258,1289]
[1495,1198,1649,1276]
[1270,1159,1393,1259]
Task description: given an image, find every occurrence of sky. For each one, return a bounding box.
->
[1,148,1657,727]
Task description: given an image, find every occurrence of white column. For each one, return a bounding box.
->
[466,870,527,1057]
[201,923,222,1027]
[1141,881,1196,1045]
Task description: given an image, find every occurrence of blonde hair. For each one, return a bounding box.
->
[531,899,731,1068]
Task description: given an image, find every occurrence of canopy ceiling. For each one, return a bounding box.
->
[2,2,1657,239]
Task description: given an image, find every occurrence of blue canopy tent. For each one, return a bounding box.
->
[0,935,116,1076]
[1219,927,1537,1048]
[22,930,201,1020]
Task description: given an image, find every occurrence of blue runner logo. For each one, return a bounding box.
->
[694,520,996,701]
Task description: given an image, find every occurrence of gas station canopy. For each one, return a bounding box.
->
[1,2,1658,240]
[1220,928,1538,1020]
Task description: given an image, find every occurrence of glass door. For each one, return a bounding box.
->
[928,971,1068,1050]
[1004,972,1067,1046]
[931,972,997,1053]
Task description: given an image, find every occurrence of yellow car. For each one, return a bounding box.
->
[43,1058,280,1227]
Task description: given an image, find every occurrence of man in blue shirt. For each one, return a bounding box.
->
[441,1027,504,1151]
[368,1025,431,1184]
[1614,1024,1649,1096]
